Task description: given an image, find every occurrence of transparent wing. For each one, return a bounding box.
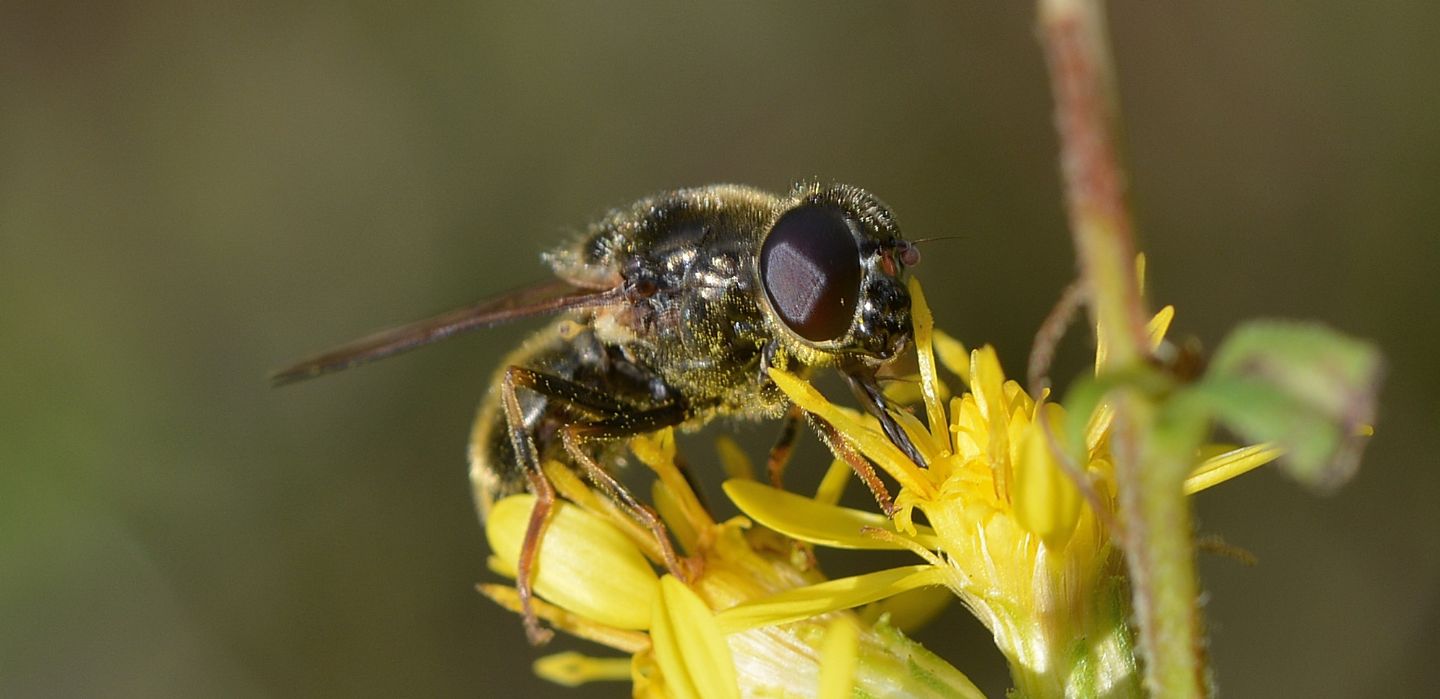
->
[271,278,622,386]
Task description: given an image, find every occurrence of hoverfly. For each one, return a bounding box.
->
[274,182,926,643]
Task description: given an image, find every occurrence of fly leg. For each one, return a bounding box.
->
[766,402,818,569]
[765,403,805,489]
[497,367,559,645]
[560,402,699,582]
[806,411,896,516]
[500,366,689,644]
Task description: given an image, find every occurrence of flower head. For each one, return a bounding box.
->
[480,429,983,698]
[726,279,1280,697]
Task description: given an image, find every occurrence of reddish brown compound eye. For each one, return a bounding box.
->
[759,204,862,342]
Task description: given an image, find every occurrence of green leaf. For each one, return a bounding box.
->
[1202,320,1382,492]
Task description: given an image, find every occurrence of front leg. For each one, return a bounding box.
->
[805,411,896,516]
[766,402,805,489]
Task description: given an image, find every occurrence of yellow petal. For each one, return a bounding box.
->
[814,458,852,506]
[881,371,950,403]
[651,576,740,699]
[477,584,650,653]
[1095,326,1108,374]
[818,617,860,699]
[653,480,700,555]
[631,428,678,465]
[1013,403,1083,548]
[487,495,658,630]
[933,329,972,386]
[891,405,944,464]
[715,565,947,633]
[768,369,934,497]
[1097,302,1170,379]
[538,459,666,564]
[532,652,633,687]
[725,480,941,550]
[970,345,1008,420]
[714,435,754,481]
[908,278,950,448]
[539,458,604,513]
[1184,443,1283,494]
[971,346,1012,490]
[632,431,714,531]
[1148,305,1175,350]
[631,651,666,699]
[859,585,953,633]
[1097,303,1172,375]
[949,395,980,456]
[650,589,699,699]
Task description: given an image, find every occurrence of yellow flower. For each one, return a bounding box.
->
[722,279,1279,697]
[480,430,984,698]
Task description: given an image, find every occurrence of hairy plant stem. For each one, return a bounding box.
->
[1036,0,1208,696]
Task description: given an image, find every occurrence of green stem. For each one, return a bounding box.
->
[1036,0,1149,365]
[1035,0,1208,696]
[1112,398,1209,697]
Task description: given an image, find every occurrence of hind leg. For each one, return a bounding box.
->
[484,366,688,644]
[559,402,697,582]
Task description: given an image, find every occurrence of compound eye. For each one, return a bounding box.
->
[759,204,863,342]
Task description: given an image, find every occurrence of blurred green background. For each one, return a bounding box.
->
[3,2,1437,697]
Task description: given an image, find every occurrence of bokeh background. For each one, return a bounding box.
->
[3,2,1437,697]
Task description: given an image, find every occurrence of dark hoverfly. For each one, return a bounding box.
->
[273,182,925,643]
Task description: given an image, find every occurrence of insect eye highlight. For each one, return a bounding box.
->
[759,204,863,342]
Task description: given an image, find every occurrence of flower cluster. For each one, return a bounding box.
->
[481,428,982,698]
[481,279,1281,697]
[724,280,1278,696]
